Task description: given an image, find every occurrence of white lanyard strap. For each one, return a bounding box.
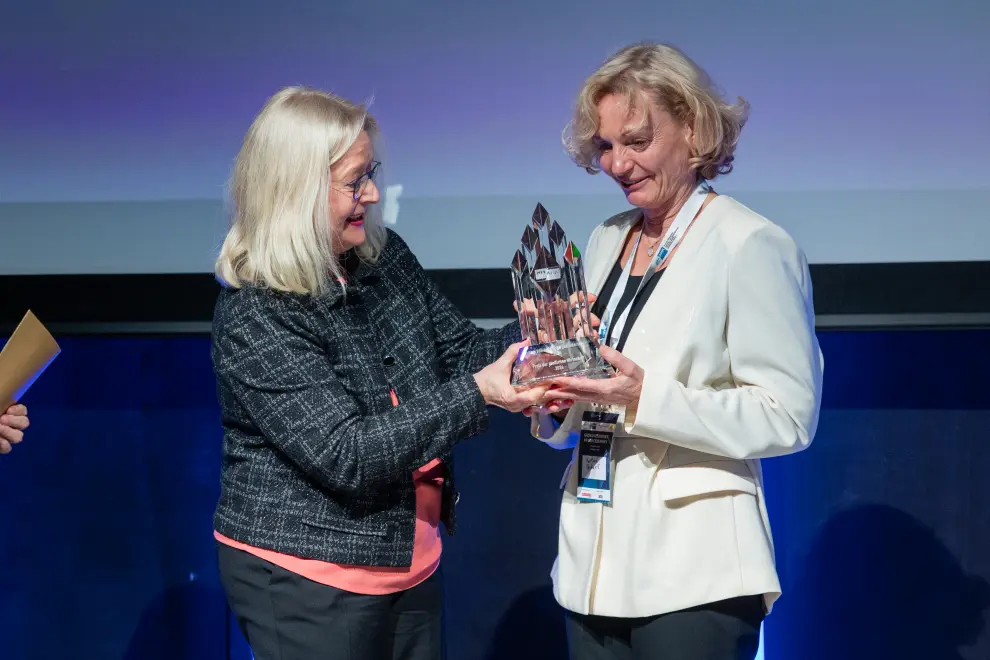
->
[600,179,710,349]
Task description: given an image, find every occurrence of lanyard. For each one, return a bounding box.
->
[599,179,711,349]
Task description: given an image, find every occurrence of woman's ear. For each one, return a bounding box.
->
[683,118,696,152]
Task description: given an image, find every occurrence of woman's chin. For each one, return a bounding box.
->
[623,189,652,209]
[340,224,367,251]
[620,182,656,208]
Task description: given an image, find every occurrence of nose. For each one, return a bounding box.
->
[361,179,380,205]
[608,149,634,178]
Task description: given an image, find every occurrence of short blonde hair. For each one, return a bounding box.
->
[565,42,750,180]
[216,86,387,296]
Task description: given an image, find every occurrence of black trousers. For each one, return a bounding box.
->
[217,542,444,660]
[565,596,764,660]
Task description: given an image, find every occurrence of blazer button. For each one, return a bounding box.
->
[382,355,395,367]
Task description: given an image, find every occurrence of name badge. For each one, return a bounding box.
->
[597,309,612,348]
[576,410,618,503]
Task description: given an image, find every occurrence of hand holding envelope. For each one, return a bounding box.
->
[0,310,60,454]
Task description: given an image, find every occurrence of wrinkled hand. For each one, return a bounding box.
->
[0,403,29,454]
[474,342,549,412]
[540,345,644,408]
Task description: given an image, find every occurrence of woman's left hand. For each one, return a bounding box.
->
[541,345,645,408]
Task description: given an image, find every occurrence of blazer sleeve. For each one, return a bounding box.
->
[396,234,520,377]
[624,224,824,460]
[213,292,490,494]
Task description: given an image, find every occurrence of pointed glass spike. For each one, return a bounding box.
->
[563,241,581,265]
[547,219,567,247]
[511,249,527,272]
[520,224,538,252]
[545,219,568,263]
[533,245,557,279]
[532,203,550,227]
[533,240,555,270]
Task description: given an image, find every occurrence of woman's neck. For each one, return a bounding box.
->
[642,179,698,237]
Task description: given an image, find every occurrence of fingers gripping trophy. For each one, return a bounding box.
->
[510,203,612,386]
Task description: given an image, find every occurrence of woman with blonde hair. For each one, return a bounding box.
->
[211,86,540,659]
[529,43,824,659]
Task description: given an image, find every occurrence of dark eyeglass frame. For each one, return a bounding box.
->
[344,160,381,200]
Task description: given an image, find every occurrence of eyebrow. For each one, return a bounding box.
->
[620,125,651,139]
[343,160,374,181]
[592,127,650,146]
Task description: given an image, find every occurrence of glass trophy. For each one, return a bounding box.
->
[510,203,612,386]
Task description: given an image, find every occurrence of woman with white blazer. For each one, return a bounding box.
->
[527,42,824,660]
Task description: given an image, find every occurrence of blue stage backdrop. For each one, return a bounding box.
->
[0,328,987,659]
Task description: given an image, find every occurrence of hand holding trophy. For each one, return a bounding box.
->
[510,204,612,387]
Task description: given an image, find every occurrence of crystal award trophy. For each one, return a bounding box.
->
[510,203,611,386]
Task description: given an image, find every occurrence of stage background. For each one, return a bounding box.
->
[0,329,987,659]
[0,0,988,274]
[1,0,989,658]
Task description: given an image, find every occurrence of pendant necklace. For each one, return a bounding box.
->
[644,230,663,257]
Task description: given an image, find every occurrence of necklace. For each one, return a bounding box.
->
[642,229,663,257]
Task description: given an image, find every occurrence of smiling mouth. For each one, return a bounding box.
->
[620,178,646,190]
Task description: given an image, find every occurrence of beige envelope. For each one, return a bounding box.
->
[0,311,61,409]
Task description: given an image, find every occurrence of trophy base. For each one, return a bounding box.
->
[511,337,613,387]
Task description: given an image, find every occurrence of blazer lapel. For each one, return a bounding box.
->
[617,196,725,363]
[587,211,640,295]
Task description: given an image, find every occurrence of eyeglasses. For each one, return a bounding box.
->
[342,161,381,200]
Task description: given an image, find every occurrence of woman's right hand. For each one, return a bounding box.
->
[0,404,29,454]
[473,342,549,412]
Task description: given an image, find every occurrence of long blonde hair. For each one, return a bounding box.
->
[216,86,387,296]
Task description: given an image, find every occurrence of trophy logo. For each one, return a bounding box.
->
[510,204,610,386]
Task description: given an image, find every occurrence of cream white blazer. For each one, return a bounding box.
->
[533,195,824,619]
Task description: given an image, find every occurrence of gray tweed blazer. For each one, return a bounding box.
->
[211,230,519,567]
